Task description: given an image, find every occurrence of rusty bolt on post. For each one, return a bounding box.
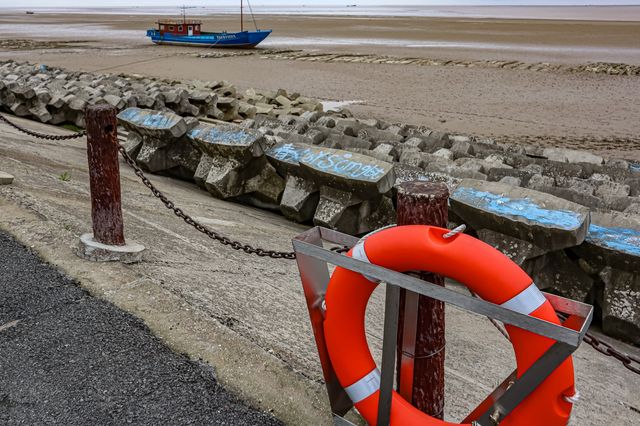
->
[396,181,448,419]
[78,104,145,263]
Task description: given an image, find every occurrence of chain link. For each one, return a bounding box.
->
[330,246,350,254]
[117,144,297,260]
[0,113,87,140]
[550,312,640,375]
[582,329,640,374]
[484,309,640,375]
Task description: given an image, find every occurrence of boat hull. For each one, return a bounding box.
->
[146,29,271,48]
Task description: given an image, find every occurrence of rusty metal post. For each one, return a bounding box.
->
[395,181,448,419]
[85,104,125,246]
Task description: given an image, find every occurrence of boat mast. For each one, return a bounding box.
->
[240,0,244,32]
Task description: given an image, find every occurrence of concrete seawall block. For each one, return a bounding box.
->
[0,171,14,185]
[451,179,591,252]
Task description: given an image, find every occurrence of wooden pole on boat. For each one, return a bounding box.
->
[241,0,244,32]
[396,181,448,419]
[85,104,125,246]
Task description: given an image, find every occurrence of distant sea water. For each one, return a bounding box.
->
[4,5,640,21]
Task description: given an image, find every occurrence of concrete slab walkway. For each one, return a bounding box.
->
[0,117,639,425]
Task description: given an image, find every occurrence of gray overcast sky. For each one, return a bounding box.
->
[8,1,640,7]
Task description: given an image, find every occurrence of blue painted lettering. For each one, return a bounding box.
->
[452,187,583,230]
[587,224,640,257]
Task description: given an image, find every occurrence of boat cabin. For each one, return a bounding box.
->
[156,19,202,36]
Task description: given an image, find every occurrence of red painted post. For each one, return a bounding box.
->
[85,104,125,246]
[395,181,448,419]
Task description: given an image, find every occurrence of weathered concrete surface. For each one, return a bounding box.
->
[580,211,640,273]
[118,107,187,139]
[451,179,591,252]
[242,161,286,208]
[0,118,639,425]
[266,142,311,177]
[393,163,460,192]
[571,212,640,343]
[187,122,265,163]
[543,148,604,165]
[202,156,245,199]
[115,105,639,252]
[0,118,328,426]
[0,170,14,185]
[279,174,319,223]
[121,113,398,234]
[268,143,395,197]
[476,228,545,265]
[313,187,361,234]
[120,113,288,212]
[117,109,202,180]
[524,250,595,302]
[0,60,323,128]
[600,267,640,345]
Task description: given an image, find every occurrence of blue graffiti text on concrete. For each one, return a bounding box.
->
[188,127,256,146]
[587,224,640,256]
[270,143,387,181]
[119,108,179,129]
[453,187,583,230]
[269,143,311,163]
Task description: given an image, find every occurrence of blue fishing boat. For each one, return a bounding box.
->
[146,2,271,48]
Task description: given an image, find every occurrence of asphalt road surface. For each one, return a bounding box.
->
[0,231,281,426]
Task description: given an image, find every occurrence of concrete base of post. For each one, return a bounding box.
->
[78,233,145,263]
[0,171,15,185]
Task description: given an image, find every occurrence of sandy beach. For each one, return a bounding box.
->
[1,7,639,159]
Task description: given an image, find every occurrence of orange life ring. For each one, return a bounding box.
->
[324,225,576,426]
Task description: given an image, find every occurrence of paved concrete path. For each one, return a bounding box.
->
[0,231,281,426]
[0,117,639,425]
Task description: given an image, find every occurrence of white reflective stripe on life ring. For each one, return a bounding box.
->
[500,282,546,315]
[351,239,371,264]
[350,225,397,283]
[344,368,381,404]
[351,240,378,283]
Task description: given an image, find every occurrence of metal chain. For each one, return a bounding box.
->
[3,113,640,374]
[117,144,297,260]
[0,112,86,140]
[468,290,512,341]
[583,333,640,374]
[478,306,640,375]
[330,246,350,254]
[0,111,294,259]
[555,310,639,375]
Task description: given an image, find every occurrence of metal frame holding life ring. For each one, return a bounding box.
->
[323,225,577,425]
